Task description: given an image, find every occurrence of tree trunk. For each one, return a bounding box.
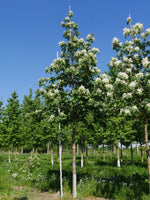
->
[140,143,143,163]
[72,120,77,198]
[137,144,139,154]
[21,147,23,154]
[126,146,128,159]
[131,143,134,164]
[117,141,120,167]
[103,144,105,162]
[59,144,63,198]
[114,145,116,154]
[86,144,88,160]
[81,143,84,168]
[51,146,54,166]
[8,149,11,163]
[121,143,123,162]
[15,148,17,160]
[47,142,50,154]
[144,123,150,193]
[76,144,79,155]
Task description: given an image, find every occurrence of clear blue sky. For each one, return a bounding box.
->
[0,0,150,104]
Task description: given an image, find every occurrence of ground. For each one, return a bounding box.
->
[5,186,108,200]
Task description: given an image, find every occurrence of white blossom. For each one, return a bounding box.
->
[118,72,128,79]
[12,173,18,178]
[124,109,130,114]
[115,78,127,85]
[129,81,137,88]
[132,105,138,110]
[105,84,113,90]
[134,46,140,52]
[122,93,132,99]
[137,88,143,94]
[50,115,55,121]
[112,37,119,44]
[147,103,150,107]
[103,78,109,83]
[145,28,150,34]
[123,27,130,36]
[107,92,113,97]
[59,41,66,46]
[135,72,144,79]
[96,88,102,94]
[142,57,150,68]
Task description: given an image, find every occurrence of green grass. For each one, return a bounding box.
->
[0,149,149,199]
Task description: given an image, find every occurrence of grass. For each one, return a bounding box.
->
[0,148,150,199]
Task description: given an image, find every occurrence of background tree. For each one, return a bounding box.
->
[4,91,21,161]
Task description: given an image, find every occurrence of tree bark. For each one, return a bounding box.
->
[103,144,105,162]
[140,143,143,163]
[117,141,120,167]
[131,143,134,164]
[47,142,50,154]
[72,120,77,198]
[8,149,11,163]
[51,146,54,166]
[121,143,123,162]
[144,123,150,193]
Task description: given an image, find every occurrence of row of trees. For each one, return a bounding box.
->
[0,10,150,198]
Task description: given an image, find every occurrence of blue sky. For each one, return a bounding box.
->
[0,0,150,104]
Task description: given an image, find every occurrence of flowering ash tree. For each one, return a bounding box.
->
[110,15,150,184]
[39,10,100,198]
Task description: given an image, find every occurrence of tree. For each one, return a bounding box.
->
[109,15,150,188]
[4,91,21,161]
[21,89,44,154]
[39,9,100,198]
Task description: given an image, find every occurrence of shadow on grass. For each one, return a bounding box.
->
[13,197,28,200]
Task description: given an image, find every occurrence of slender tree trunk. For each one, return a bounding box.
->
[8,149,11,163]
[144,123,150,193]
[77,144,79,155]
[15,148,17,160]
[21,147,23,154]
[121,143,123,162]
[81,142,84,168]
[140,143,143,163]
[86,144,88,160]
[47,142,50,154]
[131,143,134,164]
[117,141,120,167]
[103,144,105,162]
[114,145,116,154]
[72,120,77,198]
[51,146,54,166]
[126,146,128,159]
[137,144,139,154]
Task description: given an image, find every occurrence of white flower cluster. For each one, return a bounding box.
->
[137,88,143,95]
[86,34,95,42]
[49,115,55,121]
[59,41,66,47]
[142,57,150,68]
[122,93,132,99]
[79,85,89,95]
[135,72,143,79]
[132,23,144,35]
[115,78,127,85]
[129,81,137,89]
[105,84,113,90]
[118,72,128,80]
[109,57,121,67]
[123,27,130,37]
[112,37,122,47]
[134,46,140,52]
[92,47,100,54]
[120,108,130,115]
[141,28,150,38]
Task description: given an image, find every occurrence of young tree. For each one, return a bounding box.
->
[110,15,150,188]
[4,91,21,161]
[39,9,100,198]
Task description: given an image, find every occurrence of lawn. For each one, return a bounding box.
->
[0,148,150,200]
